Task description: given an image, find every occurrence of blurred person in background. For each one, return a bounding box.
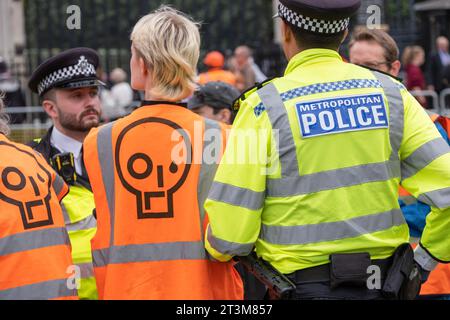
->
[188,81,239,125]
[402,46,428,107]
[428,36,450,94]
[233,46,257,90]
[101,68,133,122]
[349,28,401,76]
[198,51,236,86]
[0,57,26,124]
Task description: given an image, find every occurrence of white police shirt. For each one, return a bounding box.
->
[50,127,83,176]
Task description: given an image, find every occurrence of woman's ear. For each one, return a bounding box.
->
[139,57,148,79]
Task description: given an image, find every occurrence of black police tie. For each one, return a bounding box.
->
[80,147,88,179]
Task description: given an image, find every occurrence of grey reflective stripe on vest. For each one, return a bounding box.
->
[371,71,404,161]
[414,245,440,271]
[0,279,77,300]
[206,225,254,257]
[208,182,265,210]
[52,174,66,196]
[60,203,72,226]
[92,241,207,268]
[267,161,400,197]
[0,227,70,256]
[66,214,97,233]
[97,122,116,246]
[198,119,221,238]
[402,138,450,180]
[260,209,406,245]
[258,83,300,177]
[418,187,450,209]
[78,263,95,279]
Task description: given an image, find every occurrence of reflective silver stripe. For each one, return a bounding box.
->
[208,182,265,210]
[198,119,222,238]
[97,122,115,246]
[207,226,254,257]
[258,83,300,177]
[77,263,95,279]
[414,245,439,271]
[60,202,71,225]
[66,214,97,233]
[267,161,400,197]
[402,138,450,180]
[418,187,450,209]
[372,71,404,161]
[0,228,70,256]
[260,209,406,245]
[52,174,66,197]
[92,241,207,268]
[0,279,77,300]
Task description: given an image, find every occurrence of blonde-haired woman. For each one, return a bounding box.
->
[83,6,243,300]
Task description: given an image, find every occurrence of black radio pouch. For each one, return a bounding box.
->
[50,153,77,186]
[330,253,371,290]
[382,243,421,300]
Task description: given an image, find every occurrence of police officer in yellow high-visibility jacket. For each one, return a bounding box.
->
[205,0,450,300]
[28,48,101,300]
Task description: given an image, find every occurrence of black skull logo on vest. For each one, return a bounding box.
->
[116,118,192,219]
[0,142,54,230]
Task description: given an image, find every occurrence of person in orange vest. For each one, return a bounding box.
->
[0,97,77,300]
[349,28,450,300]
[83,6,243,300]
[198,51,237,87]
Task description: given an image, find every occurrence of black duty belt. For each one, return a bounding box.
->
[288,257,393,284]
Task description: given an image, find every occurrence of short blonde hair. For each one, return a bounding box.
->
[0,94,10,136]
[130,6,200,101]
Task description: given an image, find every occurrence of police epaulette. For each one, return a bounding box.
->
[232,77,277,113]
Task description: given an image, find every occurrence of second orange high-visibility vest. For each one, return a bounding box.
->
[84,102,243,300]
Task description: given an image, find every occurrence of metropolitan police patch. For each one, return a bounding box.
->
[296,94,388,138]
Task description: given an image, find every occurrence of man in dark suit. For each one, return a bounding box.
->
[428,36,450,94]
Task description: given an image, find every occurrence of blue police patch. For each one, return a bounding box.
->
[296,94,388,138]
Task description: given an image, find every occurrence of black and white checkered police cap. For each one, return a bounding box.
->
[29,47,104,97]
[276,0,361,35]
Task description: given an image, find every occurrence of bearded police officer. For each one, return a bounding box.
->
[28,48,103,300]
[205,0,450,300]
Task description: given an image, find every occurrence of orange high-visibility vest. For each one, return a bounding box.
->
[84,103,243,300]
[0,135,77,300]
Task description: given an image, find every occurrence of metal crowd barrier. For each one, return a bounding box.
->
[4,106,51,144]
[409,90,441,114]
[440,88,450,117]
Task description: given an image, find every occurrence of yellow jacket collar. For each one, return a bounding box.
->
[285,49,343,75]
